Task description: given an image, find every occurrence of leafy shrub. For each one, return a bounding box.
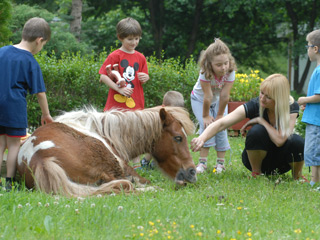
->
[27,51,107,128]
[295,110,306,138]
[27,51,199,128]
[146,53,198,112]
[229,70,263,101]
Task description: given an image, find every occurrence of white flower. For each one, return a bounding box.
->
[18,204,23,208]
[91,203,96,207]
[45,203,50,207]
[65,204,70,208]
[38,202,42,206]
[26,203,31,206]
[96,194,102,198]
[137,226,144,230]
[75,209,80,214]
[118,206,123,211]
[77,197,85,201]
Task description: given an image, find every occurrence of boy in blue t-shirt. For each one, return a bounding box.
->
[298,29,320,188]
[0,17,53,190]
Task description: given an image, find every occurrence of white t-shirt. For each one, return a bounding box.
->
[192,70,235,103]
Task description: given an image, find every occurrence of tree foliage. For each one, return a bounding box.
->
[3,0,320,93]
[0,0,12,45]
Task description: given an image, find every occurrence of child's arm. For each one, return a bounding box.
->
[137,72,149,84]
[200,80,214,128]
[217,81,234,120]
[298,94,320,106]
[36,92,53,125]
[100,74,133,97]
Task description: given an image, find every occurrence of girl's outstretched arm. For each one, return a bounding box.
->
[191,105,246,152]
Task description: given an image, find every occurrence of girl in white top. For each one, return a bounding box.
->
[191,38,237,174]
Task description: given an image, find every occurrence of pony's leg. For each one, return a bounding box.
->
[122,163,150,186]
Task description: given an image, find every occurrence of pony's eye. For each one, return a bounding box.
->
[174,136,183,143]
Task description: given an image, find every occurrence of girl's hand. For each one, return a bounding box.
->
[118,87,133,97]
[137,72,149,83]
[203,116,214,128]
[190,137,204,152]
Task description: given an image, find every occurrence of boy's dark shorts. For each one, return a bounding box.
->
[0,125,26,138]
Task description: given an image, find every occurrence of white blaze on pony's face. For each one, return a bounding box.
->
[18,136,56,166]
[152,108,197,185]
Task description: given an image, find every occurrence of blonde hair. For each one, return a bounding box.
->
[259,74,293,137]
[199,38,237,80]
[116,17,142,39]
[162,91,185,107]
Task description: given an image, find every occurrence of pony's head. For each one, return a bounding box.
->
[152,107,197,185]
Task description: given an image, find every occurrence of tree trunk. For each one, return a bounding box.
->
[148,0,164,60]
[285,0,317,94]
[186,0,203,58]
[70,0,82,42]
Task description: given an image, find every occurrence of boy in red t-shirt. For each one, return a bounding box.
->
[99,17,149,169]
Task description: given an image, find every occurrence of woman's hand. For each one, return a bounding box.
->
[240,117,260,136]
[190,137,205,152]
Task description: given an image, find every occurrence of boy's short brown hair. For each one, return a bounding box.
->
[116,17,142,39]
[22,17,51,42]
[163,91,185,107]
[306,29,320,48]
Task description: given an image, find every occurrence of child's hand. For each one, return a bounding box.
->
[203,116,214,128]
[297,97,306,106]
[137,72,149,83]
[118,87,133,97]
[41,114,54,125]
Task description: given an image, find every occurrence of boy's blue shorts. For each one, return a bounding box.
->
[0,125,26,138]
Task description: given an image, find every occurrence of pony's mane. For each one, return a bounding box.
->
[55,106,194,162]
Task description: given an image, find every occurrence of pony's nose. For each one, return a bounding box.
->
[186,167,197,183]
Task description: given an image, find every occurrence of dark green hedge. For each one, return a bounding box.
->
[27,51,199,129]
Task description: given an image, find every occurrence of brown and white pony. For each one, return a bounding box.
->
[17,106,196,197]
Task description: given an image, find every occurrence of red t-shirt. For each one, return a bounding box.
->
[99,49,148,111]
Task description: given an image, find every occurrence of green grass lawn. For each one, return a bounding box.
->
[0,135,319,240]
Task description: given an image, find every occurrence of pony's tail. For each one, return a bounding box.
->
[33,157,134,197]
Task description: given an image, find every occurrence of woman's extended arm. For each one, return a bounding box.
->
[191,105,246,152]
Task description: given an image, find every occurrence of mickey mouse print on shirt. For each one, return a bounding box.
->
[113,59,139,108]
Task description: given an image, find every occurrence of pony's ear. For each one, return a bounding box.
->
[159,108,173,127]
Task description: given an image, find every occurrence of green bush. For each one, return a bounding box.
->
[295,110,306,138]
[27,51,199,129]
[27,51,108,128]
[145,53,198,111]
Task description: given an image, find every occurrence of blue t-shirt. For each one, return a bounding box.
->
[302,65,320,126]
[0,45,46,128]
